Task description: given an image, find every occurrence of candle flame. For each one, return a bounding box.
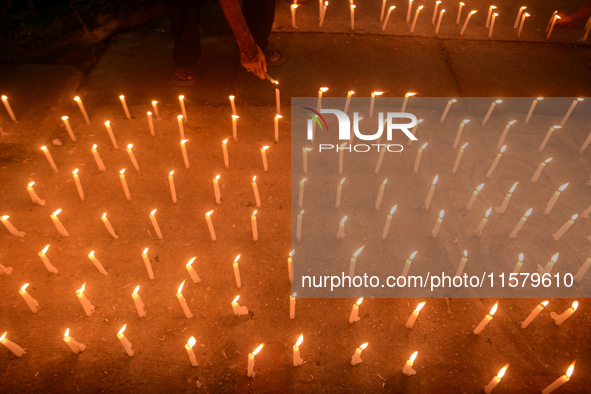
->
[291,4,298,9]
[406,92,417,97]
[373,91,384,96]
[232,296,240,303]
[340,177,346,185]
[551,253,559,263]
[359,342,369,350]
[341,216,348,224]
[178,95,184,100]
[524,208,533,217]
[262,146,269,150]
[186,257,196,267]
[421,142,428,149]
[253,210,257,216]
[290,249,295,257]
[558,183,569,192]
[509,182,518,193]
[205,210,213,216]
[301,178,307,184]
[1,215,7,220]
[62,116,69,121]
[296,334,303,347]
[215,174,221,181]
[463,250,468,257]
[577,98,584,101]
[152,100,158,105]
[356,298,363,305]
[77,283,86,293]
[300,210,304,215]
[432,175,439,185]
[222,138,228,145]
[476,183,484,191]
[571,214,579,220]
[544,158,553,164]
[490,302,498,315]
[509,120,517,125]
[500,145,507,153]
[42,245,50,254]
[102,213,107,218]
[234,254,241,263]
[28,182,34,187]
[104,121,110,126]
[353,246,365,258]
[497,365,508,378]
[572,301,579,311]
[177,115,183,121]
[0,332,5,341]
[127,144,133,149]
[470,10,477,14]
[566,361,575,377]
[519,253,524,261]
[494,99,502,103]
[229,95,234,99]
[320,87,329,93]
[349,90,355,95]
[252,344,264,355]
[485,207,492,217]
[64,328,70,338]
[409,351,418,362]
[541,301,549,307]
[169,170,174,176]
[52,209,62,216]
[459,2,464,5]
[147,111,152,116]
[382,179,388,185]
[148,209,156,217]
[390,205,398,215]
[21,283,29,291]
[416,302,426,312]
[92,144,98,150]
[418,5,423,10]
[88,251,94,257]
[410,251,418,260]
[177,280,185,294]
[188,336,196,348]
[143,248,149,255]
[133,285,140,295]
[418,119,424,124]
[120,169,126,174]
[461,142,468,149]
[350,4,355,9]
[118,324,127,335]
[74,96,80,101]
[439,209,445,219]
[119,95,125,99]
[181,139,188,144]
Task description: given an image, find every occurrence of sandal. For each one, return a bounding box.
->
[173,64,197,85]
[263,44,285,67]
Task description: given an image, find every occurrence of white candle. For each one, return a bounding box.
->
[180,139,190,168]
[177,115,185,139]
[1,215,25,237]
[406,0,413,23]
[303,147,312,173]
[247,344,264,377]
[149,209,163,239]
[560,98,583,126]
[431,209,444,238]
[550,301,578,325]
[104,121,118,149]
[460,10,477,35]
[151,100,160,119]
[512,253,524,274]
[544,183,568,215]
[275,85,281,114]
[525,97,542,123]
[531,158,552,183]
[26,182,45,206]
[579,130,591,155]
[274,114,282,142]
[185,337,198,366]
[50,209,69,237]
[581,21,591,41]
[71,169,85,201]
[18,283,39,313]
[485,5,497,28]
[380,0,387,22]
[538,125,561,152]
[213,174,221,204]
[142,248,154,279]
[375,179,388,209]
[414,142,427,173]
[41,146,58,172]
[541,361,575,393]
[435,9,445,34]
[474,302,498,334]
[495,182,518,214]
[252,176,261,207]
[119,169,131,201]
[293,335,304,367]
[91,144,106,172]
[251,210,258,241]
[229,95,237,115]
[410,6,423,33]
[405,302,425,328]
[61,116,76,141]
[521,301,548,329]
[147,111,155,136]
[88,251,108,276]
[185,257,201,283]
[509,208,532,238]
[466,183,484,211]
[74,96,90,124]
[119,95,131,120]
[351,343,368,366]
[456,2,464,25]
[382,6,396,31]
[231,296,249,316]
[453,120,470,149]
[488,13,498,38]
[497,120,516,148]
[38,245,58,273]
[574,257,591,283]
[63,329,86,354]
[319,1,328,28]
[233,254,241,288]
[168,171,177,203]
[1,95,17,122]
[76,283,95,316]
[220,138,230,170]
[369,91,383,118]
[482,99,501,125]
[117,324,134,356]
[179,95,187,120]
[350,5,355,30]
[485,145,506,178]
[349,246,365,278]
[349,298,363,323]
[452,142,468,174]
[205,210,216,240]
[546,14,560,39]
[291,4,298,28]
[296,210,303,242]
[317,87,328,111]
[290,294,296,319]
[484,364,508,393]
[101,212,119,239]
[432,1,441,24]
[552,214,578,241]
[582,204,591,218]
[336,215,348,240]
[403,351,418,375]
[401,251,418,278]
[261,145,270,172]
[517,12,529,38]
[344,90,354,113]
[513,6,526,28]
[0,332,25,357]
[455,250,468,276]
[132,285,146,317]
[125,144,140,172]
[298,178,307,208]
[424,175,438,210]
[288,249,294,283]
[475,207,492,237]
[336,177,345,209]
[176,281,193,318]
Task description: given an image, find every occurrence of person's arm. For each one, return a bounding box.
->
[556,1,591,28]
[217,0,266,79]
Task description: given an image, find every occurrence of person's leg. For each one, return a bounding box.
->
[167,0,202,71]
[241,0,275,50]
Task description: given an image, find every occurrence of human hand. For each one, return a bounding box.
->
[240,45,267,79]
[555,13,576,29]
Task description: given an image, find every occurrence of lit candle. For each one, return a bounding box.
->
[475,207,492,237]
[213,174,222,205]
[348,298,363,323]
[517,12,529,38]
[274,114,282,142]
[453,119,470,149]
[119,95,131,120]
[50,209,69,237]
[247,344,264,377]
[0,332,25,357]
[26,182,45,206]
[521,301,549,329]
[375,179,388,209]
[119,169,131,201]
[497,120,516,148]
[531,158,552,183]
[538,125,561,152]
[275,84,281,114]
[296,210,303,242]
[63,329,86,354]
[167,170,177,203]
[70,168,85,201]
[488,13,498,39]
[176,281,193,319]
[473,302,498,334]
[117,324,134,356]
[405,302,426,329]
[101,212,119,239]
[579,130,591,155]
[482,99,501,126]
[319,1,328,28]
[61,116,76,141]
[485,5,497,28]
[233,254,241,288]
[1,95,17,122]
[452,142,468,174]
[432,1,441,24]
[460,10,477,35]
[369,91,383,118]
[288,249,294,283]
[414,142,427,174]
[219,139,230,170]
[541,361,576,393]
[509,208,532,238]
[546,13,560,39]
[147,111,155,136]
[18,283,39,313]
[185,337,198,366]
[251,176,262,207]
[76,283,95,316]
[250,210,258,241]
[350,5,355,30]
[38,245,58,273]
[147,209,163,239]
[185,257,201,283]
[151,100,160,120]
[581,21,591,41]
[298,178,307,208]
[484,364,509,393]
[261,145,270,172]
[74,96,90,124]
[337,215,348,240]
[560,98,583,126]
[124,144,140,173]
[303,147,312,173]
[485,145,506,178]
[544,183,568,215]
[456,2,464,25]
[231,295,249,316]
[348,246,365,278]
[90,144,106,172]
[205,210,216,240]
[229,95,237,115]
[431,209,444,238]
[424,175,438,210]
[495,182,518,214]
[552,214,578,241]
[410,5,423,33]
[41,146,58,172]
[513,6,526,28]
[403,351,418,375]
[525,97,542,123]
[338,142,347,174]
[551,301,579,325]
[380,0,387,21]
[401,250,418,278]
[132,285,146,317]
[435,9,445,35]
[180,139,190,168]
[406,0,413,23]
[455,250,468,276]
[293,334,304,367]
[1,215,25,237]
[466,183,484,211]
[317,87,328,111]
[179,95,187,120]
[290,293,296,319]
[104,121,118,149]
[88,251,108,276]
[177,115,185,139]
[336,177,345,209]
[512,253,525,274]
[142,248,154,280]
[291,4,298,28]
[344,90,354,113]
[583,204,591,218]
[574,257,591,283]
[382,6,396,31]
[351,342,368,366]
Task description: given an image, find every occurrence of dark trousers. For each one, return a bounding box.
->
[166,0,276,65]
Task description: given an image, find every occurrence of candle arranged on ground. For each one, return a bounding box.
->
[244,344,265,379]
[298,178,307,208]
[453,119,469,149]
[319,2,328,27]
[63,329,86,354]
[50,209,70,237]
[485,5,497,28]
[541,361,575,394]
[574,257,591,283]
[149,209,163,239]
[485,145,506,178]
[251,210,258,241]
[401,251,418,278]
[440,98,456,123]
[229,95,237,115]
[546,13,561,39]
[205,210,216,241]
[26,181,45,206]
[432,1,441,24]
[336,177,345,209]
[543,183,569,215]
[350,342,368,366]
[1,215,26,237]
[369,91,383,118]
[375,179,387,209]
[475,207,492,237]
[233,254,242,288]
[538,125,561,152]
[550,301,578,325]
[336,215,347,240]
[509,208,532,238]
[117,324,134,357]
[126,144,140,172]
[381,6,395,31]
[104,121,118,149]
[88,251,108,275]
[484,364,508,393]
[147,111,155,136]
[552,214,578,240]
[72,169,85,201]
[512,253,525,274]
[405,302,426,329]
[38,244,58,273]
[142,248,155,279]
[513,6,526,28]
[382,205,398,239]
[451,142,467,174]
[497,120,516,148]
[466,183,484,211]
[521,301,549,329]
[151,100,160,119]
[290,293,296,319]
[274,114,282,142]
[61,116,76,141]
[231,295,249,316]
[460,11,477,35]
[251,176,262,208]
[316,87,328,111]
[517,12,529,38]
[292,334,304,367]
[290,4,298,28]
[186,257,201,283]
[349,246,365,278]
[560,98,583,126]
[41,146,58,172]
[74,96,90,124]
[482,99,502,125]
[455,250,468,276]
[1,95,17,122]
[167,170,177,203]
[119,169,131,201]
[496,182,518,214]
[101,212,119,239]
[177,115,185,139]
[178,95,187,120]
[414,142,427,173]
[180,139,190,168]
[474,302,498,334]
[344,90,354,113]
[525,97,543,123]
[303,147,312,173]
[401,92,416,112]
[91,144,106,172]
[430,209,444,238]
[402,351,418,375]
[424,175,438,209]
[131,285,146,317]
[18,283,39,313]
[288,249,294,283]
[185,337,198,367]
[375,145,387,173]
[349,298,363,323]
[1,332,26,357]
[176,281,193,319]
[531,158,552,183]
[350,5,355,30]
[488,13,498,38]
[456,2,464,25]
[261,146,270,172]
[119,95,131,120]
[213,174,222,205]
[435,9,445,35]
[410,5,423,33]
[76,283,95,317]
